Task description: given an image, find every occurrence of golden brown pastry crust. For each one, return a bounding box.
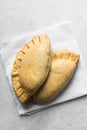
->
[33,50,80,103]
[11,34,51,102]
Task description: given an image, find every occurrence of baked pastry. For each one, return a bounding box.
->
[33,50,80,103]
[11,34,51,102]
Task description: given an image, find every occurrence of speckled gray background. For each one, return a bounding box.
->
[0,0,87,130]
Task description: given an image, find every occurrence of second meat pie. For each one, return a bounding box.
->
[33,50,80,103]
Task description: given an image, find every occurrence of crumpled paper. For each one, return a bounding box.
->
[0,22,87,115]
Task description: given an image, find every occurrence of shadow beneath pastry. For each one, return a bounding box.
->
[20,97,34,109]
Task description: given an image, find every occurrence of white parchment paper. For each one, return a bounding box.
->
[0,22,87,115]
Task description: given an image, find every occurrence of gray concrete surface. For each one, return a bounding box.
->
[0,0,87,130]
